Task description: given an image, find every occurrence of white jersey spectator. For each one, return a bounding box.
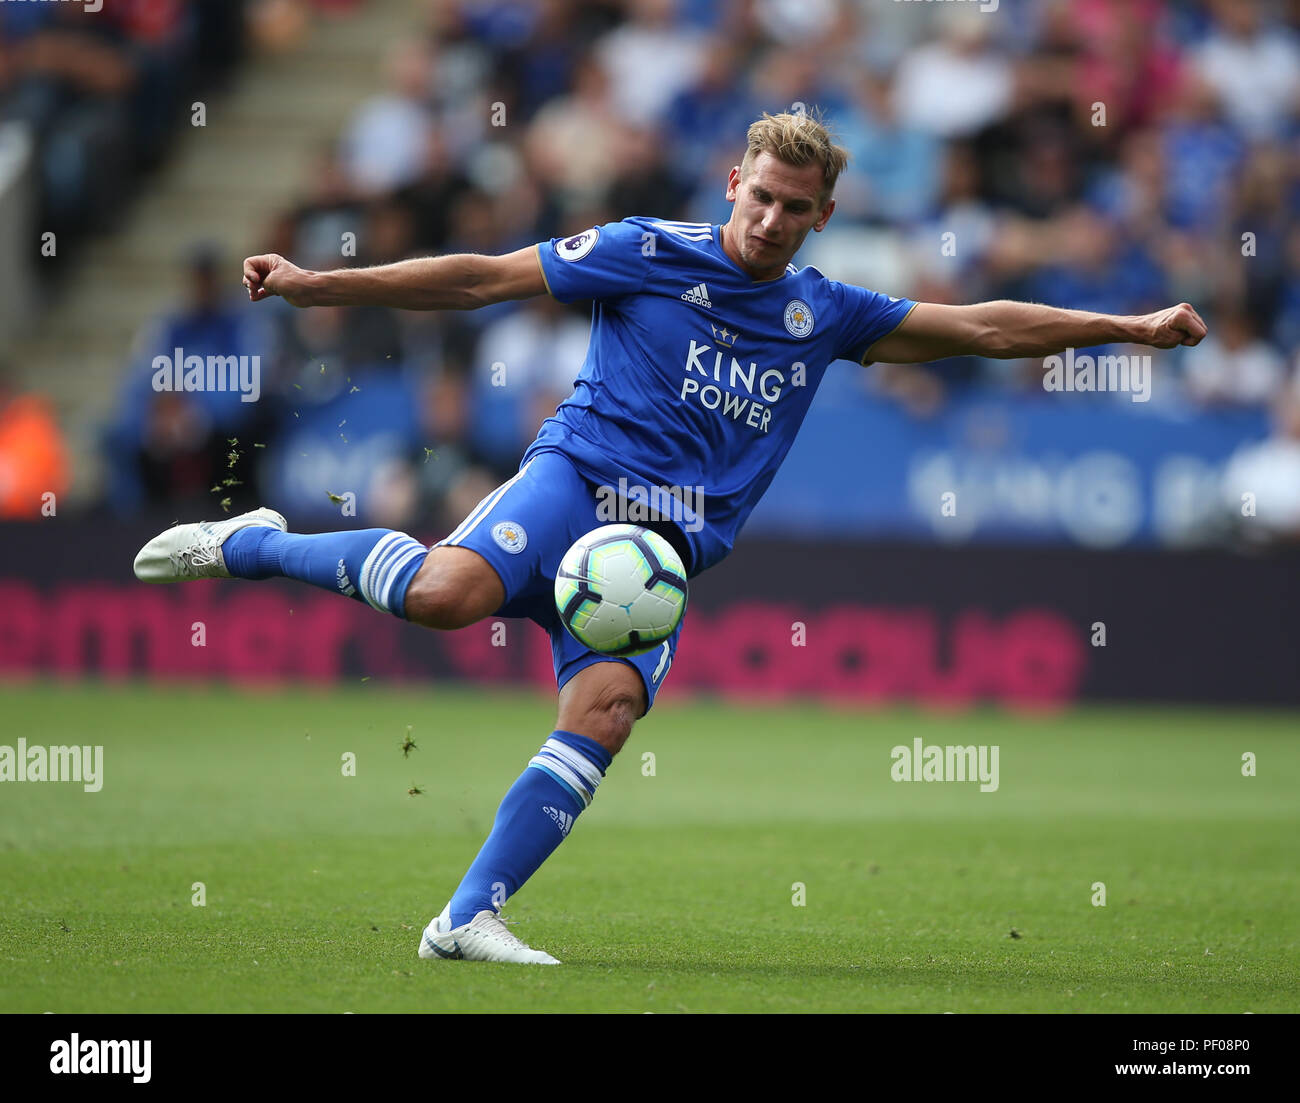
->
[892,20,1013,139]
[597,0,705,126]
[1195,0,1300,141]
[340,42,434,195]
[1183,308,1286,406]
[1221,390,1300,540]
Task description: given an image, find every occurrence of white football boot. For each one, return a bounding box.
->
[133,507,287,583]
[418,903,561,965]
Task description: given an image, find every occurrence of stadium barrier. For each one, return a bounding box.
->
[1,522,1296,706]
[0,123,37,356]
[747,386,1270,547]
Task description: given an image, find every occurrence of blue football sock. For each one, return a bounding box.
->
[223,526,429,619]
[448,731,613,928]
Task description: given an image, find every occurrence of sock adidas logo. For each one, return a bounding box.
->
[542,805,574,837]
[335,558,356,597]
[680,282,712,308]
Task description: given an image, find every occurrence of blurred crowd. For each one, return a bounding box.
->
[6,0,1300,536]
[0,0,254,516]
[0,0,251,253]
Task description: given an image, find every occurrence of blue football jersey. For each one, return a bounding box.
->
[526,216,918,574]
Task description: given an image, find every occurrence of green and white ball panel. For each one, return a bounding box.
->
[554,524,688,657]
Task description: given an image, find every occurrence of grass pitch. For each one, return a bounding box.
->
[0,683,1296,1013]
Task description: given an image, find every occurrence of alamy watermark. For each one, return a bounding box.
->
[10,0,103,13]
[896,0,999,14]
[1043,348,1151,403]
[594,477,705,533]
[151,347,261,403]
[0,739,102,792]
[891,738,999,793]
[50,1035,150,1083]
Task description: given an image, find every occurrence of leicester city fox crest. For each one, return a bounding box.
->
[783,299,814,338]
[492,522,528,553]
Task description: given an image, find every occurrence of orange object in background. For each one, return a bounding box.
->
[0,392,69,518]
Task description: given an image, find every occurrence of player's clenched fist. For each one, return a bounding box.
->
[242,253,315,307]
[1138,302,1208,349]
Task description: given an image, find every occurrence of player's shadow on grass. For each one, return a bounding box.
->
[557,958,893,977]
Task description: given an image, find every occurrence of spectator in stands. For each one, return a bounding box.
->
[596,0,706,127]
[1220,384,1300,543]
[1230,146,1295,334]
[751,0,845,48]
[410,364,500,536]
[104,244,273,514]
[1274,226,1300,354]
[891,18,1013,139]
[1161,72,1246,234]
[467,295,590,480]
[834,69,940,226]
[339,40,437,197]
[1,0,242,259]
[1195,0,1300,142]
[493,0,590,124]
[746,45,848,128]
[267,145,367,264]
[1183,300,1287,406]
[0,4,135,237]
[1071,0,1184,137]
[0,382,68,519]
[606,124,690,220]
[524,53,630,212]
[661,37,752,194]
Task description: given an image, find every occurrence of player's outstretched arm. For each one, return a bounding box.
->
[241,245,548,310]
[865,300,1207,364]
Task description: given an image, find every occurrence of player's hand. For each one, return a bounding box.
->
[1136,303,1207,349]
[242,253,315,307]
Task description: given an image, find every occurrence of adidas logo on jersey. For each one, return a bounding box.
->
[680,283,712,308]
[542,805,574,836]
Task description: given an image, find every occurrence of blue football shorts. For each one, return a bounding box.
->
[434,449,684,710]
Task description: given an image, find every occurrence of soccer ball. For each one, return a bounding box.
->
[554,525,688,656]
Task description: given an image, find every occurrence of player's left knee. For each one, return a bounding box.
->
[556,663,647,756]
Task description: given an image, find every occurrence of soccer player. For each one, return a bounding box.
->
[134,112,1207,964]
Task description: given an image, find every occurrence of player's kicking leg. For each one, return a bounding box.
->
[131,455,679,966]
[416,660,645,965]
[133,504,570,963]
[408,452,681,965]
[133,507,500,626]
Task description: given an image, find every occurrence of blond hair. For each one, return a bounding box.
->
[739,111,849,207]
